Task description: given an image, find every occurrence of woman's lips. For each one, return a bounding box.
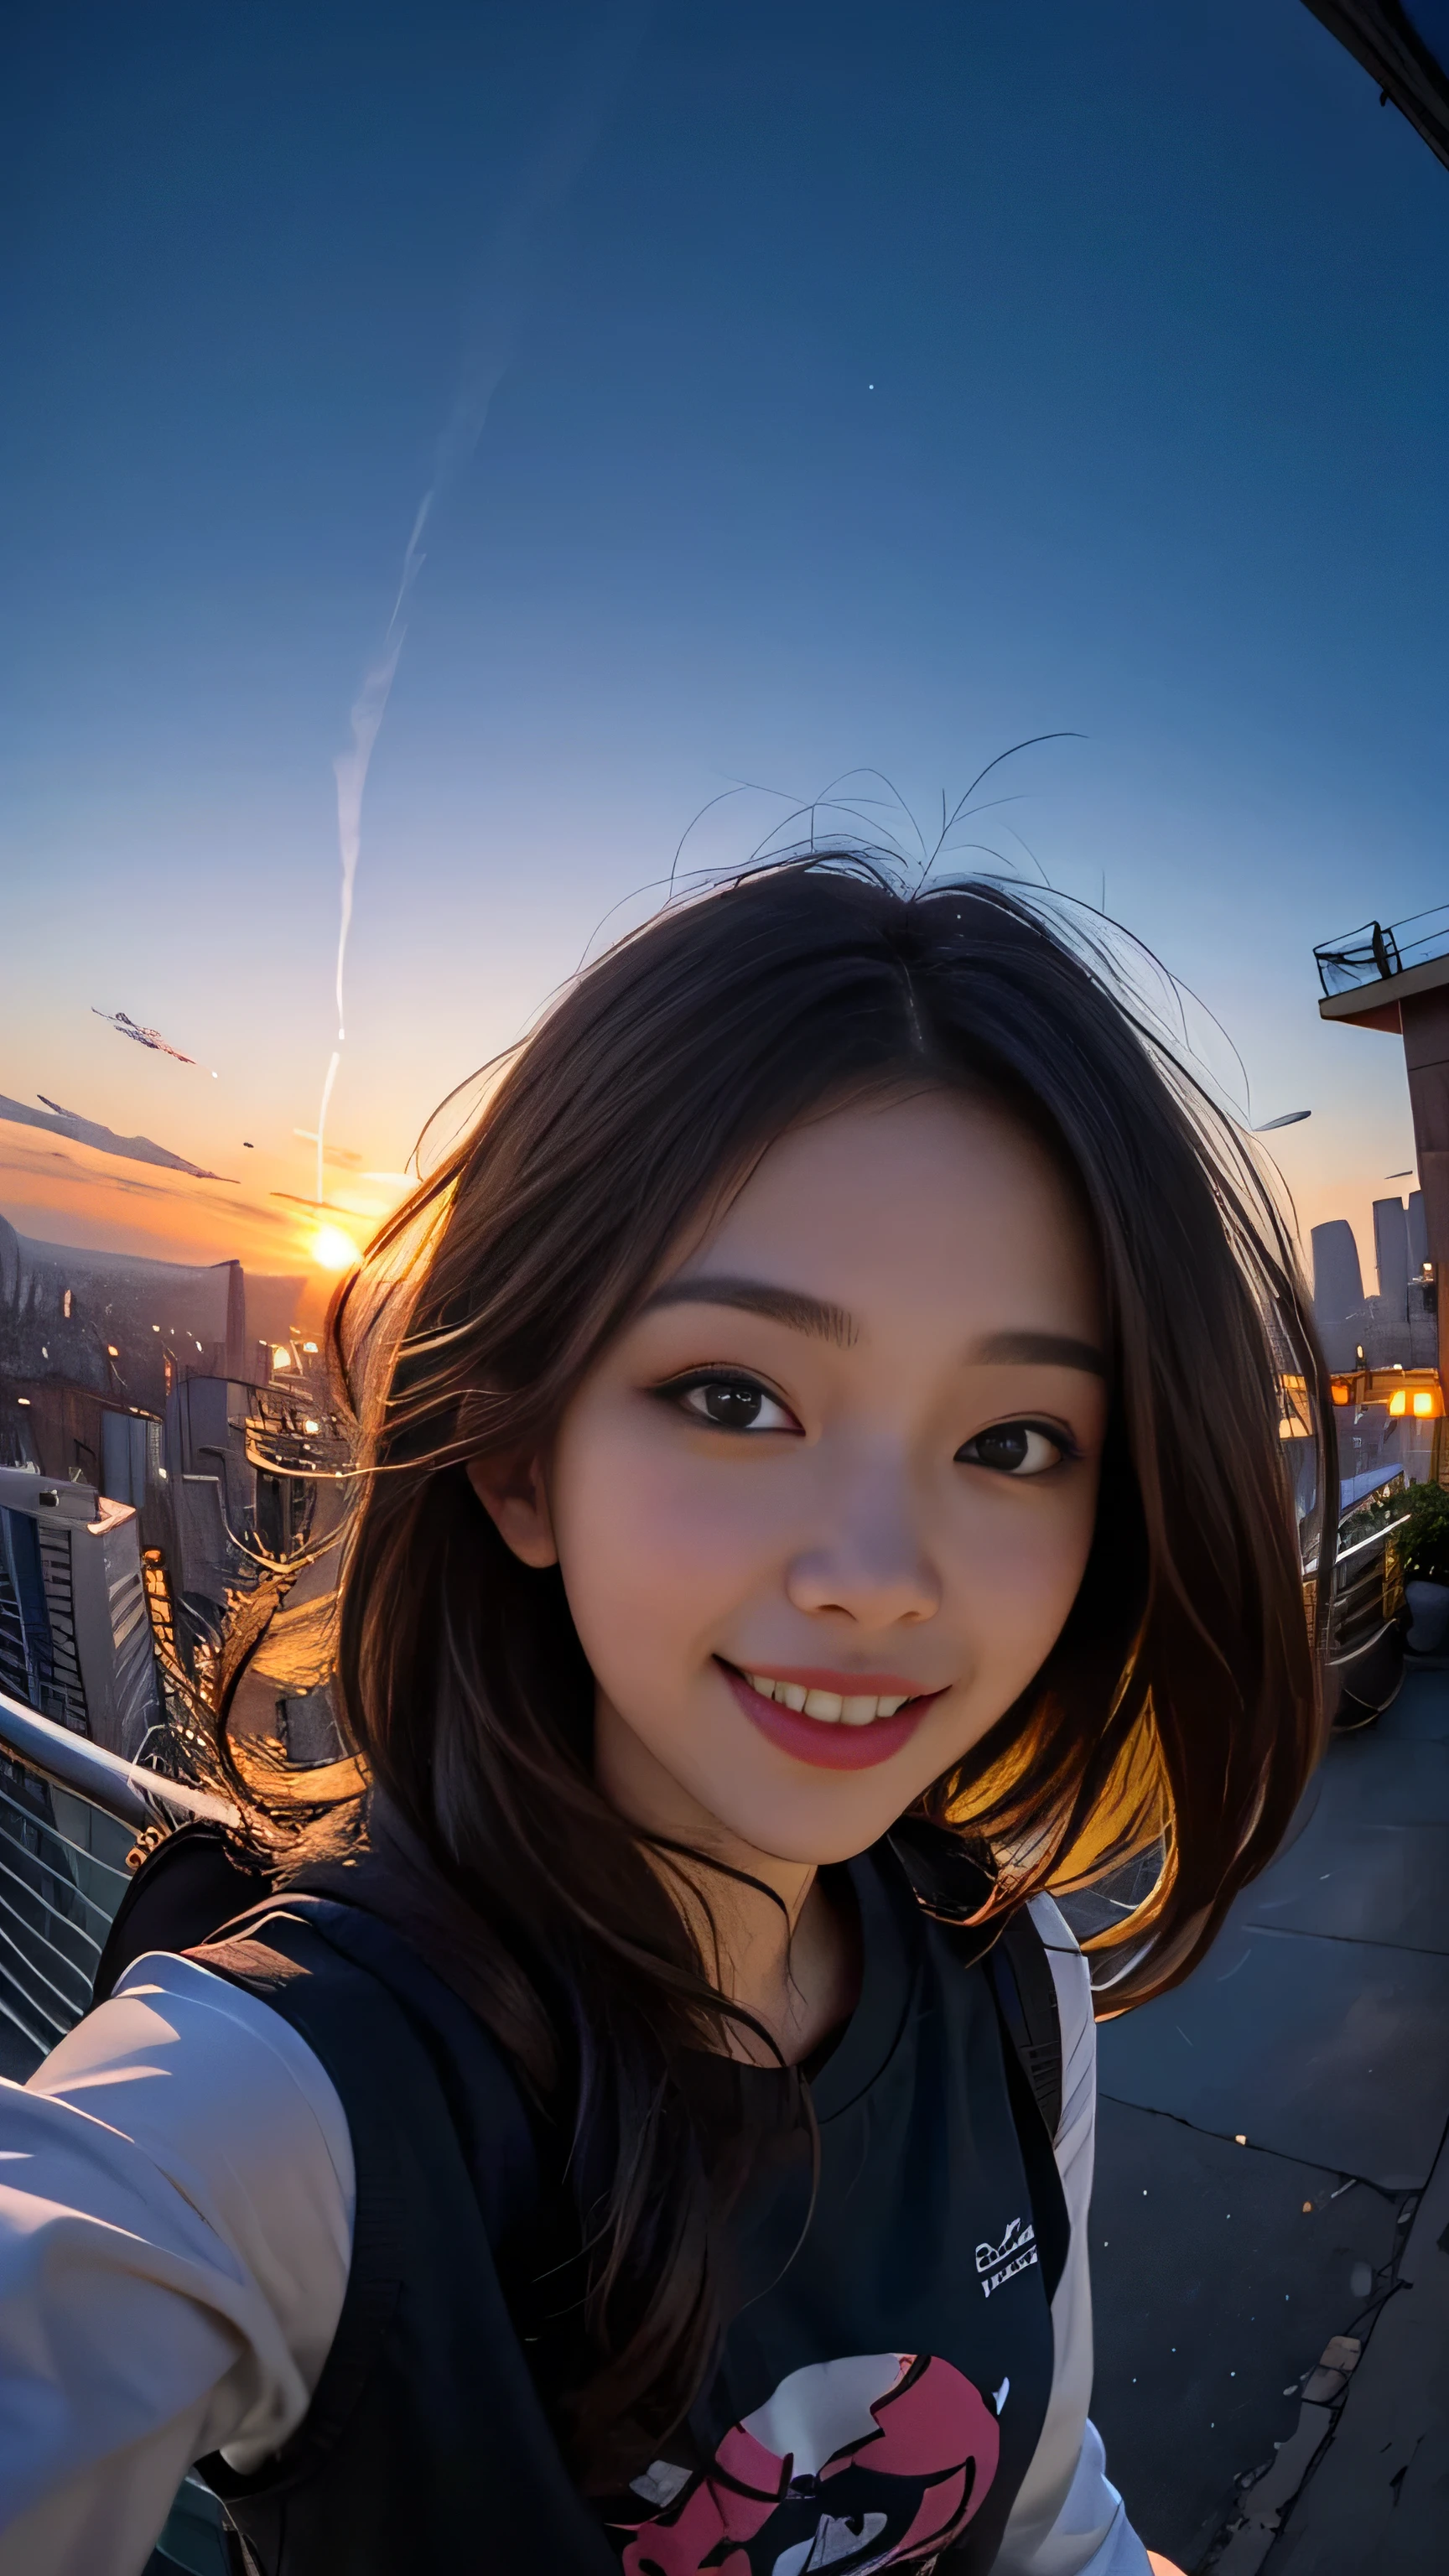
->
[719,1661,941,1772]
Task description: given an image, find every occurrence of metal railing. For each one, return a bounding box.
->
[0,1693,237,2573]
[1323,1472,1410,1671]
[1314,902,1449,998]
[0,1687,231,2061]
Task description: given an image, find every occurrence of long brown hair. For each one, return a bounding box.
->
[273,857,1331,2479]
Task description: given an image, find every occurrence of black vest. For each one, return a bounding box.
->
[169,1872,1067,2576]
[196,1898,622,2574]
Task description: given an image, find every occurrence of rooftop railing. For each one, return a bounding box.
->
[0,1695,237,2573]
[0,1689,231,2060]
[1314,902,1449,998]
[1327,1479,1409,1670]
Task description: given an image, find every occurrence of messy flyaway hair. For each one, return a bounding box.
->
[267,857,1331,2482]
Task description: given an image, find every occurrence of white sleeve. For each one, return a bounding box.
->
[0,1951,355,2576]
[993,1898,1151,2576]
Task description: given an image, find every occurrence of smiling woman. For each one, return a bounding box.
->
[298,860,1320,2518]
[332,859,1327,1978]
[2,857,1323,2576]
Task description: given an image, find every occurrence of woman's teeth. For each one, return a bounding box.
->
[744,1674,911,1726]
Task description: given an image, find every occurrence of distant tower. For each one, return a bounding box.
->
[1373,1197,1411,1321]
[1311,1218,1365,1372]
[1409,1189,1430,1276]
[0,1465,159,1756]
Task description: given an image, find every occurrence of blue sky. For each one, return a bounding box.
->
[2,0,1446,1282]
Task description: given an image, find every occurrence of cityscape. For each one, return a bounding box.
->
[0,1221,347,1774]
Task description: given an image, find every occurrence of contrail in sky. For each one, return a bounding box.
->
[316,3,651,1217]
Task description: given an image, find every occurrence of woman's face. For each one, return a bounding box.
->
[475,1087,1109,1867]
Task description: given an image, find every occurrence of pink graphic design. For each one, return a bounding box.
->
[619,2350,1000,2575]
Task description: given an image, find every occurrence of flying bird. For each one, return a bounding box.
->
[92,1008,198,1065]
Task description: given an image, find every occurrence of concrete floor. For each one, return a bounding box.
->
[1089,1657,1449,2573]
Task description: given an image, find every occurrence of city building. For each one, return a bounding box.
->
[0,1218,333,1749]
[0,1465,160,1758]
[1373,1194,1410,1314]
[1311,1191,1438,1377]
[0,1217,247,1416]
[0,1217,309,1467]
[1310,1218,1364,1372]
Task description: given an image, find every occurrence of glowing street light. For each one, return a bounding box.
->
[1389,1386,1444,1419]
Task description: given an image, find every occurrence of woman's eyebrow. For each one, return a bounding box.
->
[638,1275,858,1348]
[638,1287,1103,1374]
[968,1328,1107,1376]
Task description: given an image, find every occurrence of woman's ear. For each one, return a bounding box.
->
[465,1452,558,1567]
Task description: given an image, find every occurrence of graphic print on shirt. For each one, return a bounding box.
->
[617,2350,1001,2575]
[974,2215,1037,2300]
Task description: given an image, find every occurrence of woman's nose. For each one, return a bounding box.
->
[784,1459,941,1627]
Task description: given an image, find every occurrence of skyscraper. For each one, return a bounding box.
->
[0,1467,160,1759]
[1311,1218,1365,1371]
[1408,1189,1430,1276]
[1373,1196,1412,1321]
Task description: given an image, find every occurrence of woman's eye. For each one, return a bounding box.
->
[956,1420,1070,1478]
[673,1376,799,1434]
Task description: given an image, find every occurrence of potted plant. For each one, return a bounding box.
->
[1398,1479,1449,1655]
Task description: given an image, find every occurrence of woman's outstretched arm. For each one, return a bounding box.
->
[0,1955,353,2576]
